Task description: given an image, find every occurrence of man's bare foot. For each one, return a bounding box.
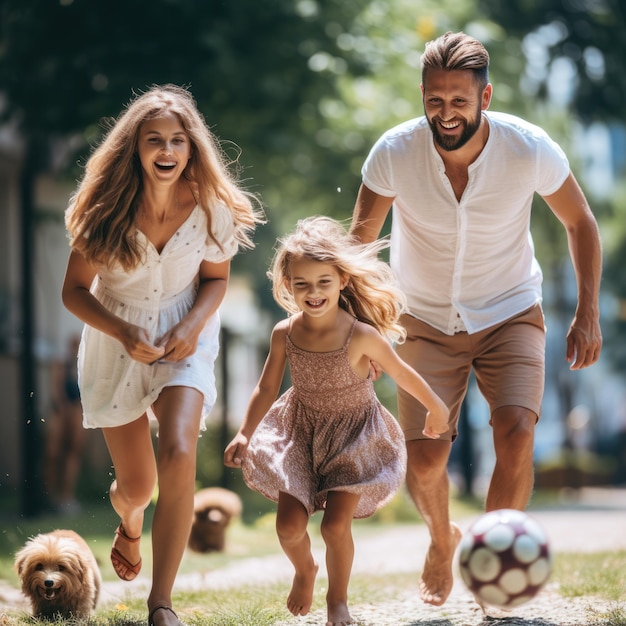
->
[286,561,319,616]
[419,522,462,606]
[326,600,354,625]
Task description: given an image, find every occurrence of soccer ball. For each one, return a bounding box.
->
[458,509,551,609]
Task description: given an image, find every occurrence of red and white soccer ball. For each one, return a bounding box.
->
[459,509,552,609]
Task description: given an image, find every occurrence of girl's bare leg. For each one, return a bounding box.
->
[102,416,157,576]
[321,491,361,626]
[147,386,203,626]
[276,492,319,616]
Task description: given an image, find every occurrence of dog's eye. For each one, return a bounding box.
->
[57,564,66,572]
[35,563,44,571]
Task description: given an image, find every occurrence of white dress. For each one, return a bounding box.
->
[77,204,238,430]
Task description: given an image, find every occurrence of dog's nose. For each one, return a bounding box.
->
[44,579,54,588]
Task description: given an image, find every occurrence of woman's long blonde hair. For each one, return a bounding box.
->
[269,216,408,343]
[65,84,263,270]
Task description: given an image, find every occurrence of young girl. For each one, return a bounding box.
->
[62,84,263,626]
[224,216,449,626]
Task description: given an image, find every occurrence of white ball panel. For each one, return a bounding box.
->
[484,523,516,551]
[513,534,541,563]
[500,568,528,594]
[471,510,501,535]
[477,584,509,607]
[468,547,501,582]
[523,516,548,544]
[528,557,551,585]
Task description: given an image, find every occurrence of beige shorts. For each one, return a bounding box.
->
[397,304,546,441]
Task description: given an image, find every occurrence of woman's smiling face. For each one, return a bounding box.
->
[137,111,191,184]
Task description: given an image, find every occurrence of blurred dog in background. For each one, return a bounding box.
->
[188,487,243,553]
[15,529,101,619]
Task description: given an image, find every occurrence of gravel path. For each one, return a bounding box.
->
[2,488,625,625]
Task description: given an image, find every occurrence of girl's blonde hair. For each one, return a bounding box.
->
[65,84,264,270]
[269,216,408,343]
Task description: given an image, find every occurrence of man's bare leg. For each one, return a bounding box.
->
[486,406,536,511]
[406,439,460,606]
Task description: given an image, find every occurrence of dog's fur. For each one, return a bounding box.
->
[188,487,243,553]
[15,529,101,619]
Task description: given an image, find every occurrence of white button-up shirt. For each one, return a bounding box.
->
[362,111,570,335]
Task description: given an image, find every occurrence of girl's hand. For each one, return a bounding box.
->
[224,433,249,468]
[422,403,450,440]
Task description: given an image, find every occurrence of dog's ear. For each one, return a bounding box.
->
[14,553,25,576]
[71,554,87,583]
[14,542,30,577]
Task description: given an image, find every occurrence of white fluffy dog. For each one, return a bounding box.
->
[15,529,101,619]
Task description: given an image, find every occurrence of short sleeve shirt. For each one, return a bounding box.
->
[361,111,570,334]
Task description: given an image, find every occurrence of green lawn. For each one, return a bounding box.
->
[1,493,624,625]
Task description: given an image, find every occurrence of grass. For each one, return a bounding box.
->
[0,492,624,625]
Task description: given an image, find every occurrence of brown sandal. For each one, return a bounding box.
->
[148,605,182,626]
[111,523,142,581]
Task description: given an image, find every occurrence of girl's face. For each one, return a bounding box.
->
[287,258,348,317]
[137,111,192,186]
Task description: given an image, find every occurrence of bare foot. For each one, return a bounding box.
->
[419,522,462,606]
[326,600,354,625]
[286,561,319,616]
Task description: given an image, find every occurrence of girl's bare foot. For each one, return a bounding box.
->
[326,600,354,625]
[286,561,319,616]
[419,522,462,606]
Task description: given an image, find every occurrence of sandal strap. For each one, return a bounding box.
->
[148,605,178,625]
[116,523,141,542]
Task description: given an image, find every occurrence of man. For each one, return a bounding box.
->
[350,31,602,607]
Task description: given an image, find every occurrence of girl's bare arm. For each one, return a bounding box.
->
[352,323,449,438]
[224,322,288,467]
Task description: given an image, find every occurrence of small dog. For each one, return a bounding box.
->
[188,487,243,553]
[15,529,101,619]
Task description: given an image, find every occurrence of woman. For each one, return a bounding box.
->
[62,84,263,626]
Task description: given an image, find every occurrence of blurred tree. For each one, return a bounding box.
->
[476,0,624,124]
[0,0,374,512]
[0,0,377,296]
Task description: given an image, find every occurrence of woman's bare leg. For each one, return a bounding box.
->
[147,386,203,626]
[276,492,319,616]
[321,491,361,626]
[102,415,157,575]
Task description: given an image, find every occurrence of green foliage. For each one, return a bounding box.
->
[476,0,626,124]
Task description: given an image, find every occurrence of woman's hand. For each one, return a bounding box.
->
[119,324,167,364]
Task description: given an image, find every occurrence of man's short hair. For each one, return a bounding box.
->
[421,31,490,89]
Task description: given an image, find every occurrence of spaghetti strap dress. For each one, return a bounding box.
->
[242,319,407,519]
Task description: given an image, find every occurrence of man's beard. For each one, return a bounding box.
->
[428,105,482,152]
